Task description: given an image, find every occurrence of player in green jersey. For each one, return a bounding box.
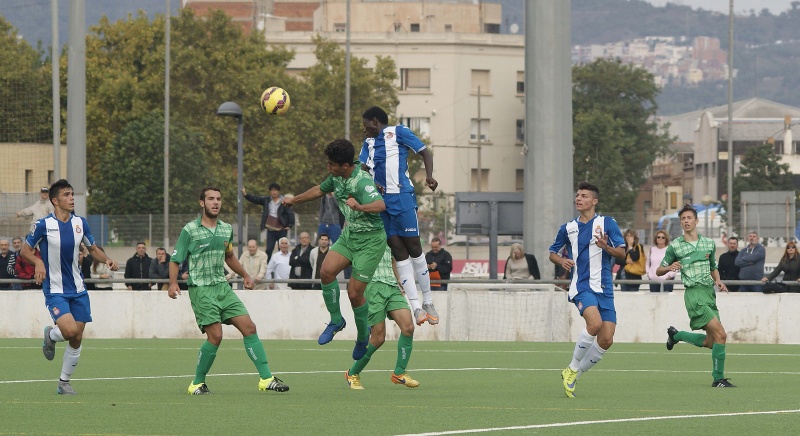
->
[656,204,734,388]
[168,186,289,395]
[284,139,386,361]
[345,245,418,389]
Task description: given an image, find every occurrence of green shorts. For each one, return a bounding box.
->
[188,282,249,333]
[330,228,386,283]
[366,281,410,327]
[683,285,720,330]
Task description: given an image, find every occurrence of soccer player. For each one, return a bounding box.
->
[548,181,625,398]
[345,245,418,389]
[283,138,386,361]
[656,204,734,388]
[168,186,288,395]
[360,106,439,326]
[21,179,119,395]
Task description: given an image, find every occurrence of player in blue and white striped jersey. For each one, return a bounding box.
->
[360,106,440,326]
[21,179,118,395]
[548,181,625,398]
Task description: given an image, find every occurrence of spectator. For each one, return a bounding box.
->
[503,243,541,280]
[91,246,114,290]
[717,236,740,292]
[242,183,294,262]
[16,187,54,223]
[646,230,675,292]
[762,241,800,285]
[178,259,189,291]
[79,244,95,290]
[15,245,41,290]
[735,231,766,292]
[289,232,314,290]
[227,239,268,290]
[310,234,340,290]
[619,230,645,292]
[426,237,453,290]
[0,239,13,290]
[318,192,345,243]
[7,237,23,290]
[124,242,152,290]
[149,247,171,290]
[266,237,291,290]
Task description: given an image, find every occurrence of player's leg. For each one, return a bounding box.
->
[229,314,289,393]
[402,233,438,325]
[668,286,715,350]
[347,319,385,390]
[185,285,224,394]
[388,306,419,388]
[703,317,733,386]
[348,230,390,359]
[46,294,90,395]
[317,249,352,344]
[52,313,85,396]
[578,320,615,376]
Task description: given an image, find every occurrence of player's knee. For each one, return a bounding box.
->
[715,330,727,344]
[597,337,613,350]
[320,268,337,284]
[206,331,223,345]
[399,322,414,337]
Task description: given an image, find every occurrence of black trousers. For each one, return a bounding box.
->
[266,229,287,262]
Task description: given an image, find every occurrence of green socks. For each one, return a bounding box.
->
[353,303,369,342]
[193,341,218,384]
[675,330,706,347]
[321,281,343,324]
[243,334,272,379]
[349,343,379,376]
[394,334,414,375]
[712,343,726,381]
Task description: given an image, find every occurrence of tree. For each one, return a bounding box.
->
[572,58,675,214]
[730,142,794,229]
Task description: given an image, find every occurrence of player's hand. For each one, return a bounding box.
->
[668,261,682,272]
[426,177,438,192]
[168,283,181,299]
[106,259,118,271]
[243,276,255,290]
[282,196,295,207]
[33,260,46,285]
[374,182,386,195]
[715,281,728,293]
[345,196,360,211]
[560,258,575,271]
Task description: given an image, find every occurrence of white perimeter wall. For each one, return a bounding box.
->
[2,286,799,344]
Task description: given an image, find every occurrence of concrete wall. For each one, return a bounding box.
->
[3,286,799,344]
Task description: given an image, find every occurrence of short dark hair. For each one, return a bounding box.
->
[678,203,697,219]
[728,236,738,242]
[269,183,281,191]
[318,233,329,240]
[199,186,221,201]
[576,181,599,197]
[136,242,146,247]
[362,106,389,124]
[431,237,442,244]
[325,138,356,165]
[156,247,166,252]
[49,179,73,204]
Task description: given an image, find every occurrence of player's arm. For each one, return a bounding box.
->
[168,228,191,298]
[418,148,438,192]
[600,219,627,260]
[711,269,727,292]
[548,227,574,271]
[656,245,679,276]
[347,179,386,212]
[284,185,324,207]
[20,243,46,284]
[224,243,254,289]
[87,244,118,271]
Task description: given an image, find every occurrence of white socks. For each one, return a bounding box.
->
[50,326,65,342]
[578,341,606,375]
[569,328,594,370]
[60,345,81,382]
[396,259,422,311]
[411,254,433,304]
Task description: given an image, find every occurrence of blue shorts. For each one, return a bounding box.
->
[44,292,92,323]
[381,192,419,238]
[572,291,616,324]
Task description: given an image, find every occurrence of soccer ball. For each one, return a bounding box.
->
[260,87,291,115]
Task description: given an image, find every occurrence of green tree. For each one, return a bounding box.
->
[730,142,794,228]
[572,58,675,214]
[0,15,51,143]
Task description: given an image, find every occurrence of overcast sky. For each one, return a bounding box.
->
[645,0,797,14]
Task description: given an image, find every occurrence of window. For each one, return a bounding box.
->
[484,23,500,34]
[516,71,524,94]
[400,68,431,91]
[410,23,420,32]
[471,70,490,94]
[695,164,702,178]
[47,170,54,185]
[712,162,716,177]
[444,24,452,32]
[401,117,431,139]
[516,169,524,191]
[515,119,524,144]
[670,192,678,209]
[470,119,490,142]
[334,23,346,32]
[470,169,489,191]
[25,169,33,192]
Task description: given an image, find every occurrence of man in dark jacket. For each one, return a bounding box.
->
[149,247,171,290]
[717,236,740,291]
[124,242,152,290]
[289,232,314,289]
[242,183,295,262]
[426,237,453,290]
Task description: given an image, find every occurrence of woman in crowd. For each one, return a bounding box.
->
[646,230,675,292]
[619,229,645,292]
[762,241,800,284]
[503,243,541,280]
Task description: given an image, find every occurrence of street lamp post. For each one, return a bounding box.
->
[217,102,244,261]
[702,195,713,238]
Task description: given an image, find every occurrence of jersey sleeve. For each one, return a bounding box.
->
[359,141,369,163]
[548,225,568,254]
[25,219,46,249]
[708,243,718,271]
[606,217,625,248]
[80,217,96,247]
[319,175,335,193]
[353,177,382,205]
[397,125,426,153]
[660,244,677,267]
[171,227,191,264]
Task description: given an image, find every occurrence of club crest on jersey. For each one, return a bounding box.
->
[53,307,61,316]
[384,132,394,140]
[75,225,82,234]
[577,302,583,311]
